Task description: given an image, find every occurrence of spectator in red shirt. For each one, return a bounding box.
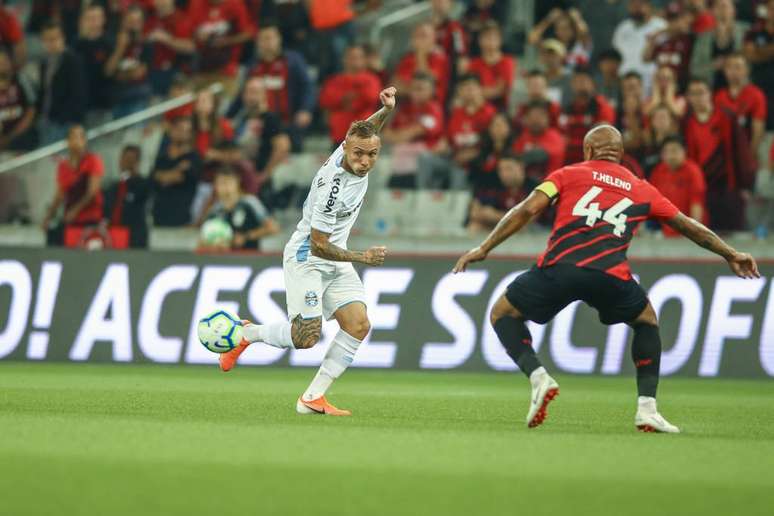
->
[42,125,105,245]
[513,70,560,130]
[684,77,756,231]
[237,22,315,151]
[383,72,444,149]
[468,112,513,192]
[715,52,767,158]
[319,44,382,147]
[0,2,24,68]
[461,21,515,111]
[650,136,707,236]
[417,74,495,189]
[513,101,567,183]
[192,89,234,161]
[431,0,468,81]
[0,50,36,151]
[145,0,195,96]
[467,153,528,232]
[559,66,616,164]
[643,2,695,90]
[105,6,152,118]
[393,23,450,107]
[188,0,255,97]
[444,74,496,180]
[383,72,444,189]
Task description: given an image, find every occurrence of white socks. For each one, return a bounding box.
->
[302,330,362,401]
[242,322,363,401]
[243,322,294,349]
[638,396,657,413]
[529,366,548,386]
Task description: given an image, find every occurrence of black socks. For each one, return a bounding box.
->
[493,316,542,377]
[631,323,662,397]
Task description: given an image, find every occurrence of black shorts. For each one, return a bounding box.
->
[504,264,648,325]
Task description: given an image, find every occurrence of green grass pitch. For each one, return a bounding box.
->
[1,363,773,516]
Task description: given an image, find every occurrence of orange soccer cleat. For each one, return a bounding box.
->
[296,396,352,416]
[219,320,252,372]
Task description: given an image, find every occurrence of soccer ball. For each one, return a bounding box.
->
[200,218,233,247]
[197,310,244,353]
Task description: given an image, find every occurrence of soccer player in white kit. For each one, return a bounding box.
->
[218,87,397,416]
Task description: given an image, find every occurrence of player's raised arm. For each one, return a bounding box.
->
[665,213,760,279]
[310,228,386,266]
[453,189,552,273]
[364,86,397,134]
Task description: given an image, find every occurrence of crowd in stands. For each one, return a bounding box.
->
[0,0,771,250]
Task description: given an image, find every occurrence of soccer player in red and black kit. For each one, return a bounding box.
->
[454,125,760,433]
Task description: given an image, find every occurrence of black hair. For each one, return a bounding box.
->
[572,65,594,78]
[598,48,623,63]
[122,144,141,158]
[660,135,685,151]
[622,71,643,82]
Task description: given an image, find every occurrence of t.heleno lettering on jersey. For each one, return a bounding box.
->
[324,178,342,213]
[592,171,632,191]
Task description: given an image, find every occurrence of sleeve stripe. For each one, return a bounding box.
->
[535,181,559,199]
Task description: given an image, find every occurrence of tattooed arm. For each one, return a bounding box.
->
[665,213,760,278]
[365,86,397,134]
[310,228,386,266]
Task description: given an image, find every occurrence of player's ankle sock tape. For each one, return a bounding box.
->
[493,316,542,377]
[632,323,661,398]
[320,329,362,378]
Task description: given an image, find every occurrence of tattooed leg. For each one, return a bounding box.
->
[291,315,322,349]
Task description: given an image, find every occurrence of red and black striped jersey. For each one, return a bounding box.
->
[535,160,679,280]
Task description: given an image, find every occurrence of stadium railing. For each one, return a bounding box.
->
[0,84,223,225]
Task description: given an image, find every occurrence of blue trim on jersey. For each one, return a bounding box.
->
[334,300,367,313]
[296,235,311,262]
[336,150,344,168]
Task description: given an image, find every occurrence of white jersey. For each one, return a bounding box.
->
[285,145,368,263]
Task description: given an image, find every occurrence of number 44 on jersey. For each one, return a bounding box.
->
[572,186,633,237]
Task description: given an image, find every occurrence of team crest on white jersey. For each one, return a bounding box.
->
[305,291,319,307]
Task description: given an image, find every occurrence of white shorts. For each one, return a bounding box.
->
[283,254,366,321]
